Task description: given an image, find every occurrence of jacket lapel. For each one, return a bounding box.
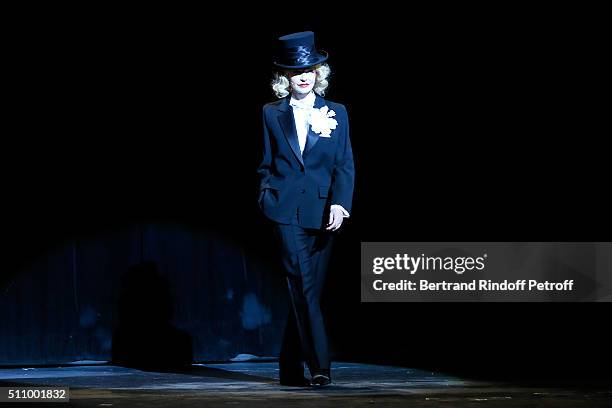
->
[276,97,304,167]
[302,94,326,157]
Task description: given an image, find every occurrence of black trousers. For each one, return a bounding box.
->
[273,207,335,379]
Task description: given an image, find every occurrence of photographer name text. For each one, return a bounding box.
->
[373,279,575,292]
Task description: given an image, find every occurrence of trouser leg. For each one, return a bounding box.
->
[279,306,304,379]
[303,227,334,375]
[274,211,335,377]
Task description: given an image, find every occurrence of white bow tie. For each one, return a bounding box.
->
[290,95,315,110]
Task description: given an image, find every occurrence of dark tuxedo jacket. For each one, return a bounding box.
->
[257,94,355,229]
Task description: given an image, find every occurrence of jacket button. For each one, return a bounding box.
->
[300,189,306,193]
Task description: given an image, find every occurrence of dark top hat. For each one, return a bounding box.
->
[273,31,328,70]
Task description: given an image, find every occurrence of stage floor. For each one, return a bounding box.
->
[1,361,611,407]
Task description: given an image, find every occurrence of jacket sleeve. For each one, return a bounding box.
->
[256,106,272,201]
[330,104,355,214]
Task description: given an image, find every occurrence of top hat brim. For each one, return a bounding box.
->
[273,50,328,69]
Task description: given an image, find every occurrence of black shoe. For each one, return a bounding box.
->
[280,376,311,387]
[310,374,332,387]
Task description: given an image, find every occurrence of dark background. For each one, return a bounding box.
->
[3,6,610,380]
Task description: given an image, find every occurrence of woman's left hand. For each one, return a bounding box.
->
[326,207,344,231]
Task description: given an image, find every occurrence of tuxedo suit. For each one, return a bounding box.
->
[256,93,355,379]
[257,94,354,229]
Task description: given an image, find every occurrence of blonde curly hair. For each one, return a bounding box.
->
[271,63,331,98]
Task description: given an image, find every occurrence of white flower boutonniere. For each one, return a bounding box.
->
[309,106,338,137]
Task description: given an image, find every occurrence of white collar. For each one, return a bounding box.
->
[289,92,316,110]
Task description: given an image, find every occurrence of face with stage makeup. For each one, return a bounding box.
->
[271,63,330,99]
[287,68,317,95]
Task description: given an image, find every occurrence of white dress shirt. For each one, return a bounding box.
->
[289,91,314,154]
[289,92,350,218]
